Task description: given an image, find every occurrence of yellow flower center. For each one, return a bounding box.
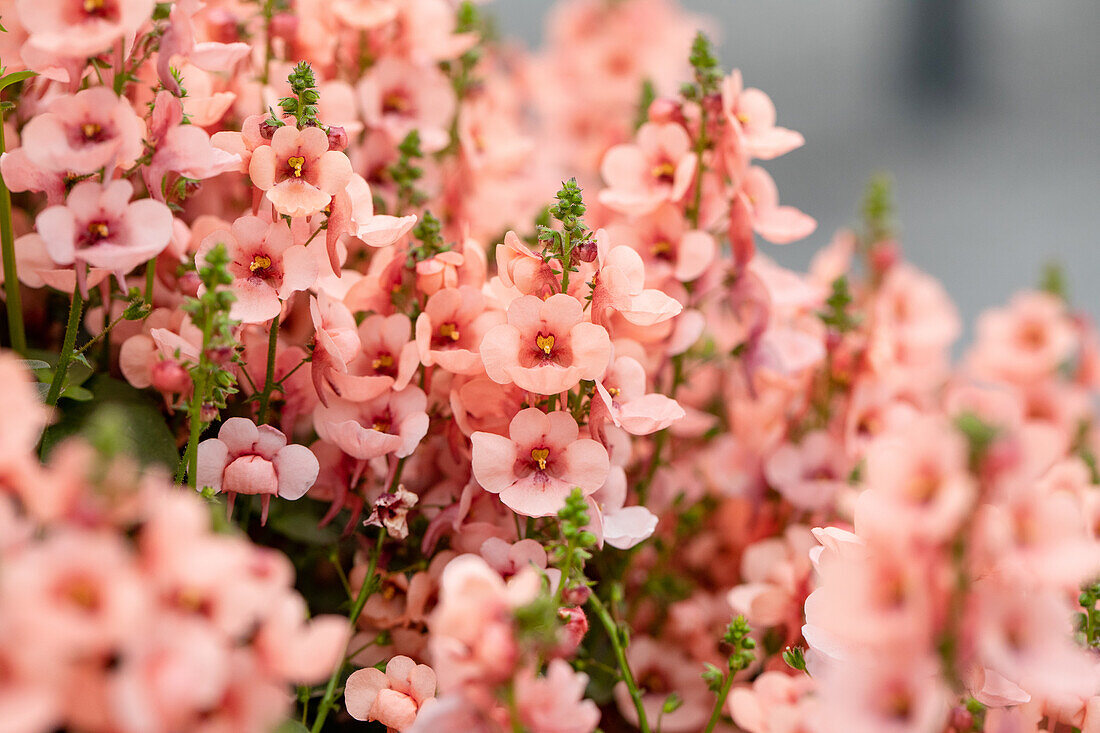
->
[81,122,102,140]
[608,387,620,397]
[651,162,675,180]
[249,254,272,272]
[536,333,555,356]
[372,353,394,370]
[383,93,409,113]
[83,0,105,14]
[87,222,109,239]
[439,323,461,342]
[530,448,549,471]
[651,240,672,256]
[287,156,305,177]
[737,112,751,125]
[372,419,391,433]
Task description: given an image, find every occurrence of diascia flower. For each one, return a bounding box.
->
[196,417,320,524]
[248,125,353,218]
[34,179,173,296]
[479,293,611,395]
[345,655,437,730]
[471,408,609,517]
[18,87,144,176]
[598,121,697,217]
[196,215,317,324]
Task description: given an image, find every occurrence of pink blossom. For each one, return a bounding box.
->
[480,293,611,395]
[471,408,609,517]
[728,671,817,733]
[967,291,1077,384]
[735,166,816,244]
[34,179,173,295]
[118,308,203,403]
[586,467,658,550]
[196,417,320,523]
[514,660,601,733]
[415,286,504,375]
[359,57,457,154]
[345,655,437,730]
[428,554,539,692]
[589,355,685,439]
[313,386,430,461]
[608,204,717,284]
[599,122,697,217]
[723,70,806,160]
[248,125,353,217]
[16,0,154,61]
[763,431,847,511]
[589,230,683,328]
[196,216,317,324]
[20,87,145,176]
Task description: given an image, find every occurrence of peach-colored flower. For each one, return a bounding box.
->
[248,125,352,217]
[735,166,816,244]
[415,286,503,375]
[196,417,320,523]
[967,291,1077,384]
[598,122,696,217]
[723,69,806,160]
[728,671,817,733]
[17,0,154,60]
[313,386,429,461]
[589,230,682,328]
[358,57,456,154]
[196,215,317,323]
[480,293,611,395]
[589,355,684,438]
[34,179,173,296]
[19,87,145,175]
[345,655,437,730]
[118,308,203,404]
[608,204,717,284]
[472,408,609,517]
[514,660,601,733]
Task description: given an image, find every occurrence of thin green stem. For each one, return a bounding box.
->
[703,669,737,733]
[44,285,84,408]
[256,314,280,424]
[144,255,157,306]
[0,107,26,354]
[588,593,650,733]
[311,530,387,733]
[178,311,215,486]
[559,230,572,292]
[687,105,709,229]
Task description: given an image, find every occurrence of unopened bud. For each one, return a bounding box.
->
[327,125,348,152]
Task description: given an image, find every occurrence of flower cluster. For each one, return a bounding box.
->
[1,0,1098,732]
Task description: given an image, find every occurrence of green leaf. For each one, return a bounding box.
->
[266,500,342,546]
[60,384,94,402]
[272,722,310,733]
[39,375,179,469]
[0,69,37,93]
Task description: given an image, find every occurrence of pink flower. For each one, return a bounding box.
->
[415,286,504,375]
[118,308,203,403]
[196,417,320,524]
[735,166,816,244]
[598,122,697,217]
[586,467,658,550]
[514,660,601,733]
[196,216,317,324]
[428,554,540,692]
[144,91,240,200]
[313,386,430,461]
[967,291,1077,384]
[358,57,457,153]
[728,671,817,733]
[589,355,684,438]
[248,125,353,217]
[763,431,847,511]
[608,204,717,284]
[34,179,173,295]
[727,526,816,632]
[480,293,611,395]
[16,0,154,59]
[19,87,144,175]
[723,70,806,160]
[345,655,437,731]
[472,408,609,517]
[589,230,682,328]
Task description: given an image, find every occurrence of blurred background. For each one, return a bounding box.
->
[495,0,1100,335]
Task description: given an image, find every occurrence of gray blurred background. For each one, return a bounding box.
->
[494,0,1100,333]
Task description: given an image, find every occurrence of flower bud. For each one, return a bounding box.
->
[327,125,349,152]
[572,239,598,263]
[259,119,280,140]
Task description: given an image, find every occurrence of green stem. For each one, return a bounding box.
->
[144,255,157,306]
[588,593,650,733]
[311,530,387,733]
[703,669,737,733]
[256,314,280,424]
[0,107,26,354]
[559,230,572,293]
[43,284,84,408]
[178,310,215,486]
[687,105,709,229]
